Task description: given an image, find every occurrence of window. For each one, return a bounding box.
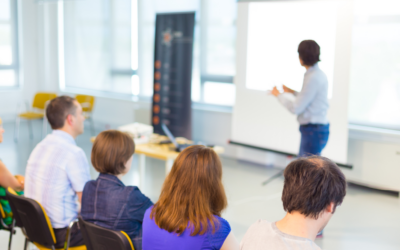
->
[58,0,139,95]
[59,0,237,106]
[0,0,19,88]
[348,0,400,130]
[200,0,236,105]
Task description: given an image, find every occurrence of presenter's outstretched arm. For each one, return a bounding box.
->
[283,85,297,95]
[278,80,317,115]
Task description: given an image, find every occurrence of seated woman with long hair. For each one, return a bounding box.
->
[142,145,239,250]
[81,130,153,250]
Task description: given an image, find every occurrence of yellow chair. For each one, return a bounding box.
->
[78,217,134,250]
[5,187,86,250]
[75,95,95,136]
[14,92,57,142]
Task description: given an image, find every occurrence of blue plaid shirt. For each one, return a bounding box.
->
[25,130,90,228]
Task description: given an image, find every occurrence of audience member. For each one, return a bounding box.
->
[240,156,346,250]
[25,96,90,248]
[142,145,239,250]
[0,117,24,230]
[0,117,24,191]
[81,130,153,250]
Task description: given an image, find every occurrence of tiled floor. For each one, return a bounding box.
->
[1,120,400,250]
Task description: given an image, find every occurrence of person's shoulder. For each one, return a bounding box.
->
[247,219,270,226]
[144,205,154,219]
[127,185,144,196]
[214,215,231,232]
[243,219,273,238]
[38,134,84,156]
[145,205,154,214]
[308,67,328,82]
[83,179,97,190]
[240,220,273,249]
[66,143,86,155]
[82,180,96,199]
[205,216,231,249]
[211,215,231,238]
[127,185,152,203]
[63,145,88,165]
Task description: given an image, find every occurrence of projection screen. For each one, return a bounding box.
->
[231,0,354,164]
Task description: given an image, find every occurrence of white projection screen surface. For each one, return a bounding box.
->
[232,0,353,164]
[246,1,336,97]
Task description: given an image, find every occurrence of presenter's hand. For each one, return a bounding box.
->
[283,85,295,94]
[271,86,281,97]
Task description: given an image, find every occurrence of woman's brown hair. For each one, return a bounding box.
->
[91,130,135,175]
[151,145,227,236]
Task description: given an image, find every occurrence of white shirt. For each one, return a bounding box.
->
[278,64,329,125]
[25,130,90,228]
[240,220,321,250]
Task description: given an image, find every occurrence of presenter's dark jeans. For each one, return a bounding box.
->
[299,124,329,157]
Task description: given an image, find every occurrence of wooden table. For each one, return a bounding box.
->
[91,136,224,190]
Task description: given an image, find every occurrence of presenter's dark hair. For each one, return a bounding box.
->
[298,40,320,66]
[151,145,227,236]
[46,96,77,129]
[91,130,135,175]
[282,156,346,219]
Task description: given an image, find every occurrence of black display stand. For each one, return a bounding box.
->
[151,12,195,139]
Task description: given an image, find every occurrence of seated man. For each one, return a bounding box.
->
[240,156,346,250]
[25,96,90,248]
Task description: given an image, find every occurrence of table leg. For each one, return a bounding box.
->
[165,158,174,176]
[139,154,146,191]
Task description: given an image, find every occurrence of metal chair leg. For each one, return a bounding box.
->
[8,232,12,250]
[14,116,20,142]
[8,220,15,250]
[64,219,78,250]
[24,238,29,250]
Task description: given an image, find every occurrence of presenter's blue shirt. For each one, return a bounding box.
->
[81,173,153,250]
[277,63,329,125]
[142,206,231,250]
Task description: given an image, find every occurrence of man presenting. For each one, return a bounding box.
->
[271,40,330,157]
[25,96,90,248]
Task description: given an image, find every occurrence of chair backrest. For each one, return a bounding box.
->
[32,92,57,110]
[75,95,95,112]
[5,188,56,247]
[1,189,23,228]
[0,194,5,219]
[78,217,134,250]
